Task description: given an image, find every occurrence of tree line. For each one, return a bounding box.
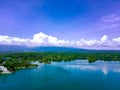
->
[0,51,120,71]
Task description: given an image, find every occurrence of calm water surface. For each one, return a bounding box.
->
[0,60,120,90]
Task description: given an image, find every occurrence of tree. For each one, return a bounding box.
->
[88,56,97,63]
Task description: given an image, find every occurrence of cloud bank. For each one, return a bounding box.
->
[0,32,120,49]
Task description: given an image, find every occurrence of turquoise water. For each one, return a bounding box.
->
[0,60,120,90]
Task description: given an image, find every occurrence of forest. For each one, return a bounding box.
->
[0,51,120,72]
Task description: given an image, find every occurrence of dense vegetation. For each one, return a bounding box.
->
[0,51,120,72]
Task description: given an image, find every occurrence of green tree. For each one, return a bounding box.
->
[88,56,97,63]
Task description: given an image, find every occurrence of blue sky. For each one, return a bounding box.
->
[0,0,120,49]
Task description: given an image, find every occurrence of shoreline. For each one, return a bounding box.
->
[0,64,38,74]
[0,66,11,74]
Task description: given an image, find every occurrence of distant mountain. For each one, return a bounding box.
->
[0,45,30,53]
[0,45,88,53]
[0,45,119,53]
[31,46,87,52]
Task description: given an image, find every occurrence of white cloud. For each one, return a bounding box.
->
[76,39,98,46]
[113,37,120,42]
[33,32,48,44]
[112,37,120,47]
[32,32,68,46]
[101,14,120,23]
[98,23,119,30]
[101,35,108,42]
[0,32,120,49]
[0,35,30,46]
[94,13,120,30]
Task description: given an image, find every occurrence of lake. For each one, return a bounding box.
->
[0,60,120,90]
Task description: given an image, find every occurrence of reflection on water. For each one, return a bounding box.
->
[51,60,120,75]
[0,60,120,90]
